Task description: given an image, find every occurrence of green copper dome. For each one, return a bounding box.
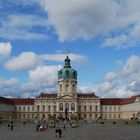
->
[58,56,77,79]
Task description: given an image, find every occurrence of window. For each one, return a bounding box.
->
[23,106,26,111]
[84,106,86,112]
[71,103,75,111]
[32,106,34,111]
[28,106,30,111]
[78,105,81,112]
[114,106,116,111]
[101,106,103,111]
[54,105,56,112]
[72,84,75,92]
[95,105,98,112]
[43,105,45,111]
[60,84,62,92]
[66,84,69,92]
[37,105,40,112]
[105,106,107,111]
[59,103,63,111]
[19,106,21,111]
[43,114,45,119]
[48,106,51,112]
[90,105,92,112]
[109,106,112,112]
[32,114,34,118]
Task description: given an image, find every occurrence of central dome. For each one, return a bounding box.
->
[58,56,77,79]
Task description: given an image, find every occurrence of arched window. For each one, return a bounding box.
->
[60,84,62,92]
[72,84,75,92]
[66,84,69,92]
[65,103,69,111]
[59,103,63,111]
[71,103,75,111]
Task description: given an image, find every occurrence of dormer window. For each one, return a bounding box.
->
[135,97,140,102]
[66,70,69,78]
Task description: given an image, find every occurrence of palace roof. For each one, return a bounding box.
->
[11,98,34,105]
[37,93,57,98]
[101,95,140,105]
[78,93,99,98]
[0,96,14,105]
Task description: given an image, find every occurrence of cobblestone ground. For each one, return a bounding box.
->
[0,123,140,140]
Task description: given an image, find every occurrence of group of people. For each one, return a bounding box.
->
[36,124,48,132]
[7,119,73,138]
[55,128,62,138]
[8,121,14,131]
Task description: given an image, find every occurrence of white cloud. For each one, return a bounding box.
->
[122,55,140,77]
[40,0,120,41]
[1,0,140,47]
[4,14,47,28]
[29,65,61,87]
[80,55,140,97]
[102,34,129,49]
[105,72,118,81]
[102,22,140,49]
[78,86,95,93]
[0,14,48,40]
[5,52,86,71]
[40,53,87,63]
[0,42,12,59]
[0,78,21,97]
[38,0,140,48]
[5,52,42,71]
[0,76,57,97]
[0,77,40,97]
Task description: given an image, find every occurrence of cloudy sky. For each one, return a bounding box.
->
[0,0,140,98]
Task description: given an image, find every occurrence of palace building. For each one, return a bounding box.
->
[0,56,140,121]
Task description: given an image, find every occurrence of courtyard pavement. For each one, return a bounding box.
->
[0,122,140,140]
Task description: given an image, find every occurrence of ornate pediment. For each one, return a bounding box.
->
[57,95,76,100]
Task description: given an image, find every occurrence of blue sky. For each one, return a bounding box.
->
[0,0,140,98]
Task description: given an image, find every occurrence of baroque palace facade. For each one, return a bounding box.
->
[0,56,140,121]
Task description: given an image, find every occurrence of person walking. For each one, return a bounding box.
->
[58,128,62,138]
[10,122,14,131]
